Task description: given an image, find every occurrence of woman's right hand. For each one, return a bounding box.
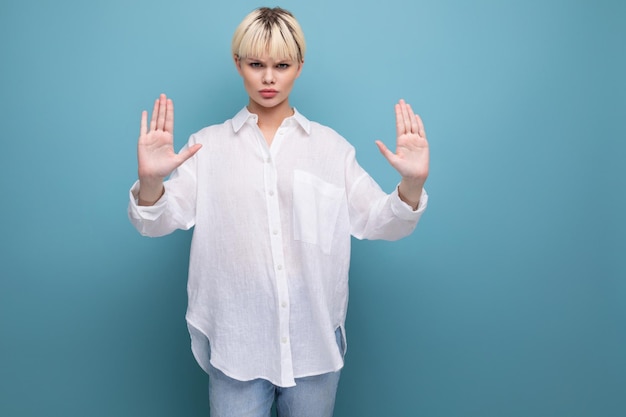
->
[137,94,202,205]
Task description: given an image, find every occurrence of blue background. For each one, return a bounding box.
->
[1,0,624,416]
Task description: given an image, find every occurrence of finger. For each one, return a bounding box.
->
[400,99,412,133]
[396,99,410,134]
[375,140,395,163]
[405,102,420,135]
[156,94,167,130]
[395,103,404,138]
[149,98,159,132]
[140,110,148,137]
[414,113,426,138]
[176,143,203,165]
[165,98,174,133]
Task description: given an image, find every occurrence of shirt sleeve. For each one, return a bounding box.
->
[127,139,199,237]
[390,185,428,219]
[345,147,428,241]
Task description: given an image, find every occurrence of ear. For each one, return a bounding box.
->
[234,55,243,75]
[296,60,304,78]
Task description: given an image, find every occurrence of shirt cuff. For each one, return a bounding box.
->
[128,180,168,221]
[391,186,428,220]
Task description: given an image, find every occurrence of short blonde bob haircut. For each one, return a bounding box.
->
[232,7,306,63]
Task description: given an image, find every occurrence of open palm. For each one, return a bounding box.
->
[138,94,202,181]
[375,99,429,183]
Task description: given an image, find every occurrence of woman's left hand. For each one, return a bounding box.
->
[376,99,430,182]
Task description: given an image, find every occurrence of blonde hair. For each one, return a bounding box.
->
[232,7,306,63]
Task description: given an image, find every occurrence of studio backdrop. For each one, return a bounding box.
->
[1,0,624,416]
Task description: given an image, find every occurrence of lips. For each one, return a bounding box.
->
[259,89,278,99]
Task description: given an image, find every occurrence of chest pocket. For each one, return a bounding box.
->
[292,170,344,255]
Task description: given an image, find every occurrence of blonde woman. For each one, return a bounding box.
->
[129,6,429,417]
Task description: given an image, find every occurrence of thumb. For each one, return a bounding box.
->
[176,143,203,165]
[375,140,395,164]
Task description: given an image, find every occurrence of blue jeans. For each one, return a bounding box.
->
[207,329,344,417]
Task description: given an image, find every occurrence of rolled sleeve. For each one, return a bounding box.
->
[128,180,177,237]
[390,186,428,221]
[128,180,168,221]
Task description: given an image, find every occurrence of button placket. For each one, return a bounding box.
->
[261,142,295,385]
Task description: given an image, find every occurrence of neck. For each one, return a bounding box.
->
[247,100,294,130]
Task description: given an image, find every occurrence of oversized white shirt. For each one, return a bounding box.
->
[128,107,428,387]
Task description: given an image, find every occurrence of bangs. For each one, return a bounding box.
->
[238,25,300,61]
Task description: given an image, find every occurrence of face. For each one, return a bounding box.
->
[235,54,303,113]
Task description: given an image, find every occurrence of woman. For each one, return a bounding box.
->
[129,6,429,417]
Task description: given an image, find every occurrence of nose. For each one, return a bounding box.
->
[262,67,275,84]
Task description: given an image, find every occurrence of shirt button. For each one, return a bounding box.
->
[266,157,271,163]
[273,229,279,235]
[277,265,283,271]
[281,301,287,308]
[269,190,275,196]
[281,337,288,344]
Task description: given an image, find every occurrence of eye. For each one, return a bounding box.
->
[249,62,263,68]
[276,63,291,69]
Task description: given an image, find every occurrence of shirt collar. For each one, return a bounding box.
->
[231,107,311,135]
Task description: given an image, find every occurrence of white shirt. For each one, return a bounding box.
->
[128,107,428,387]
